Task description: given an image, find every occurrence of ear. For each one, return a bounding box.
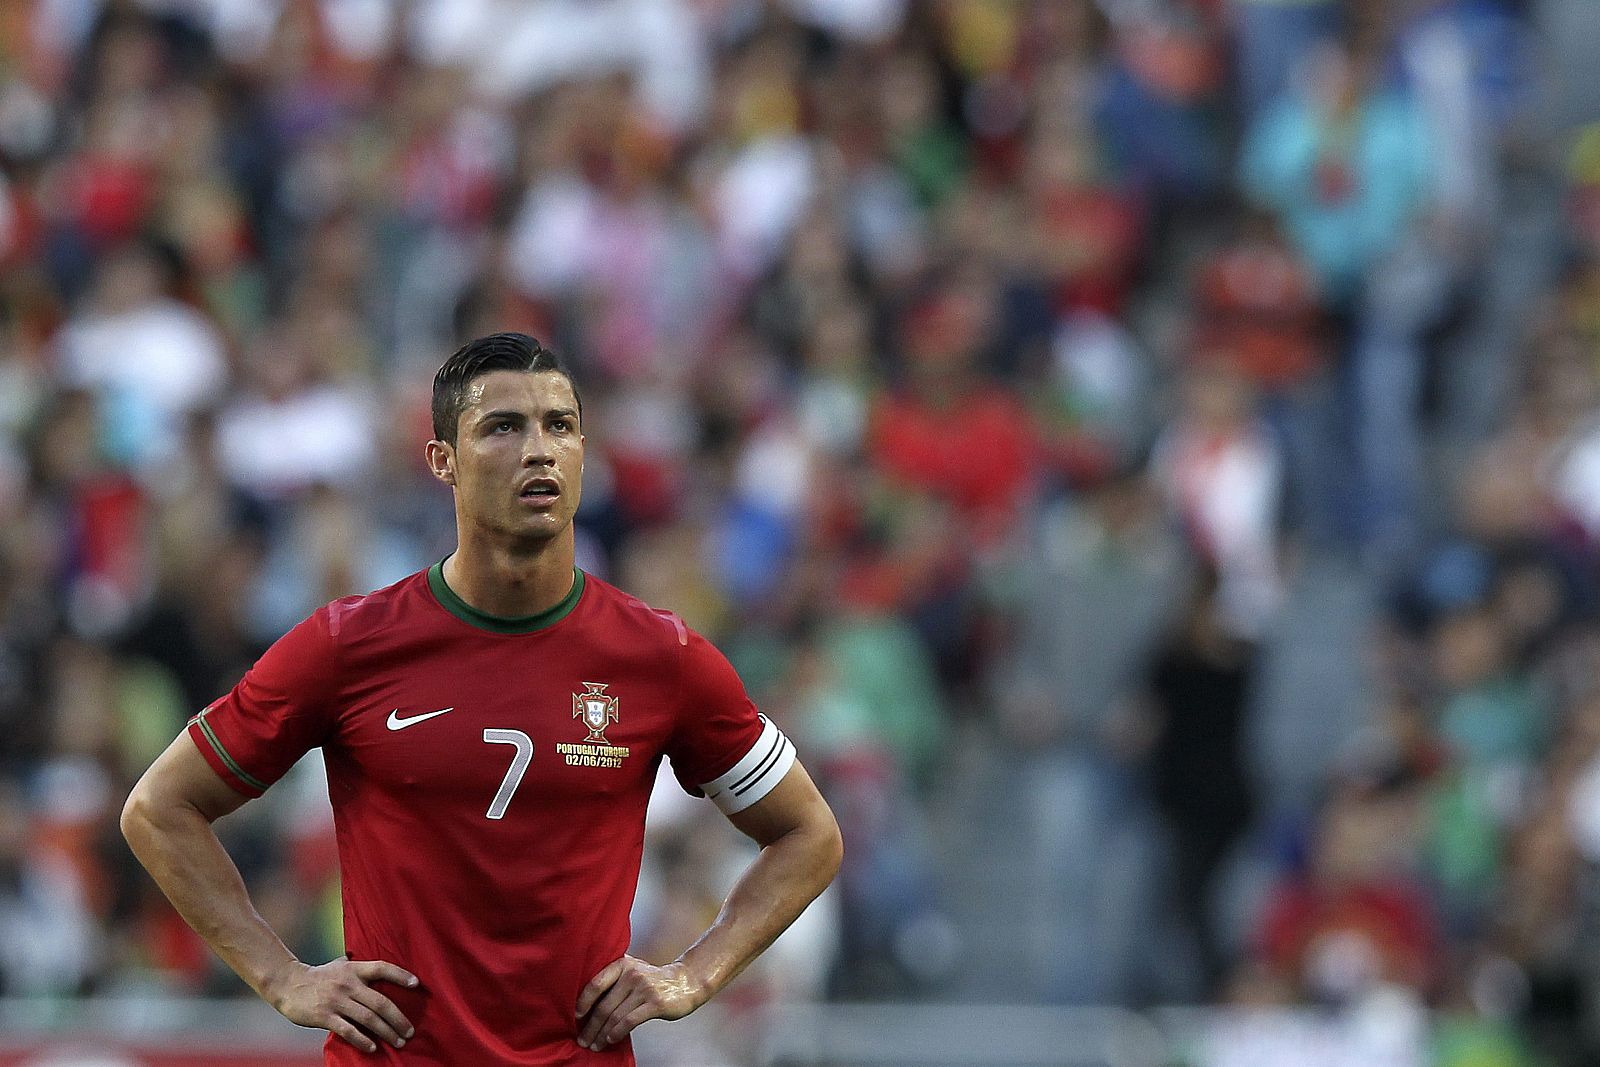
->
[424,439,457,487]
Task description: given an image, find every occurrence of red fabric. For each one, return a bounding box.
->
[186,570,769,1066]
[62,154,154,246]
[1258,879,1439,991]
[145,901,211,981]
[288,827,340,891]
[1037,186,1144,316]
[76,475,146,598]
[1192,243,1322,387]
[1,181,43,268]
[606,449,682,527]
[868,388,1037,542]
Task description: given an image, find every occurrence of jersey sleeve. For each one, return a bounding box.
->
[185,607,340,798]
[665,626,795,815]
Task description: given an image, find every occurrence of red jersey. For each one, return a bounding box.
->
[185,563,796,1066]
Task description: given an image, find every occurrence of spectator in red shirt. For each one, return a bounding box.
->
[869,278,1039,548]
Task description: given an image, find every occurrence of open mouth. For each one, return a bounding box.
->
[519,479,560,502]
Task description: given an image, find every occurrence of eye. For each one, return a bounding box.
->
[493,420,515,433]
[551,418,572,433]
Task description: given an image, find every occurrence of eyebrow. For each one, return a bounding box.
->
[475,408,579,425]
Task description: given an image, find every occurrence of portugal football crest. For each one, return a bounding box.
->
[573,682,619,743]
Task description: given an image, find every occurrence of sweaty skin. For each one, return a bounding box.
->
[426,369,587,619]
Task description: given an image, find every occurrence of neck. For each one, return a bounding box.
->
[443,530,577,619]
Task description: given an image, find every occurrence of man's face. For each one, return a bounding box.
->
[435,370,584,545]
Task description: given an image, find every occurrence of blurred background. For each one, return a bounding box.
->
[0,0,1598,1064]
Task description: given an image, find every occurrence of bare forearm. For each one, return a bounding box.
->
[576,763,841,1050]
[675,821,841,999]
[121,797,296,998]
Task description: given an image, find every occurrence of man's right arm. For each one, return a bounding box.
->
[121,733,417,1054]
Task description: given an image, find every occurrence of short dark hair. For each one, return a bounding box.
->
[431,332,581,444]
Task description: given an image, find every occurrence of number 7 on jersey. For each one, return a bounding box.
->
[483,729,534,820]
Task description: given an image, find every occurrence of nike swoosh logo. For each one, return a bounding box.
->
[387,707,454,731]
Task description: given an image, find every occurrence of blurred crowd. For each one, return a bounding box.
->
[1,0,1599,1063]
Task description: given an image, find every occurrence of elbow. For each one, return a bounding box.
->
[120,780,153,849]
[121,776,180,853]
[817,811,844,888]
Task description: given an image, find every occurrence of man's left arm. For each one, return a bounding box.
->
[575,760,842,1050]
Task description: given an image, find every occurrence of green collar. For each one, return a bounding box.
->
[427,560,586,634]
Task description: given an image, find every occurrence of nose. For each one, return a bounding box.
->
[522,427,555,467]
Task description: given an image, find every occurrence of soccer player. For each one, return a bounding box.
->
[121,333,843,1065]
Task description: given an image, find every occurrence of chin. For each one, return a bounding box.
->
[509,517,569,542]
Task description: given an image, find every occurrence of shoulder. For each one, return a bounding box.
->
[576,571,691,650]
[320,567,435,645]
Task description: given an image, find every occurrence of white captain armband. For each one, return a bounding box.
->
[700,715,796,815]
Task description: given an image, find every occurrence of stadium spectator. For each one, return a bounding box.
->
[1,0,1596,1062]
